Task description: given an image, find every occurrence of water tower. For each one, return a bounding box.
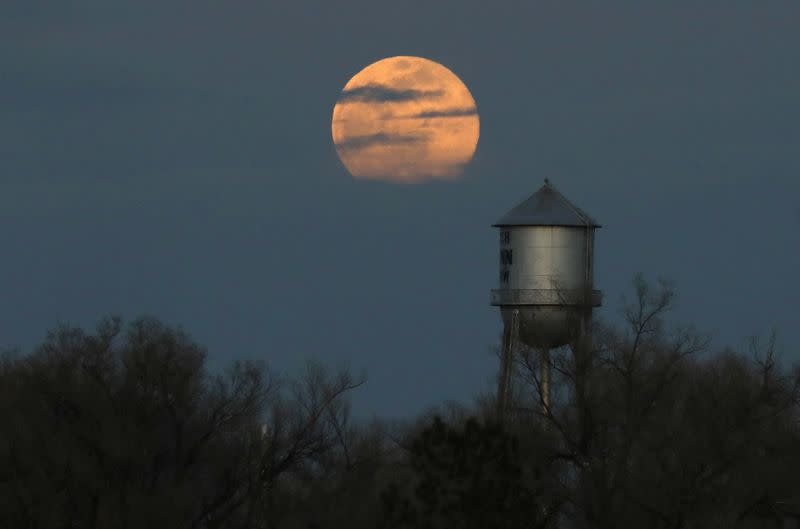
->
[491,179,601,423]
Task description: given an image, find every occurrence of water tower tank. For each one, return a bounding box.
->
[490,179,601,349]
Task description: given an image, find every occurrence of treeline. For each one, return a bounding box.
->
[1,277,798,529]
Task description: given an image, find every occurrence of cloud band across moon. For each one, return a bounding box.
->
[338,83,445,103]
[331,56,480,183]
[335,132,427,151]
[405,107,478,119]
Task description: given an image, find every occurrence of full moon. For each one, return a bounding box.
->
[332,56,480,183]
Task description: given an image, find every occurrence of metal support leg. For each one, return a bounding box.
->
[496,310,519,425]
[540,348,551,415]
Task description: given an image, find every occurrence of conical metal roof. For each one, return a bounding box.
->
[493,179,600,228]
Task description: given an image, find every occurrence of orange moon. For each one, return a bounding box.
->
[331,56,480,183]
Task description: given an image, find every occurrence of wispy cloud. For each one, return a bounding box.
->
[335,132,425,151]
[411,107,478,118]
[380,107,478,120]
[338,83,443,103]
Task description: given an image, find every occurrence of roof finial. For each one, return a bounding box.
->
[544,178,550,185]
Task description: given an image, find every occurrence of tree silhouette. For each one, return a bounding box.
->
[0,317,363,529]
[1,277,798,529]
[510,275,800,529]
[382,415,558,529]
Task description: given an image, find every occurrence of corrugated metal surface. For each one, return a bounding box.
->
[495,225,597,300]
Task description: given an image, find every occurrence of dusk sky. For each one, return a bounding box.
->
[3,2,799,420]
